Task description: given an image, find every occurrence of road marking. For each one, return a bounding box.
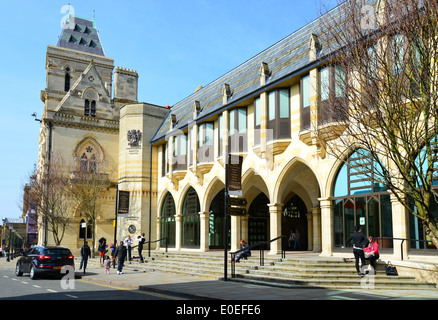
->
[66,294,78,299]
[33,285,41,288]
[47,289,58,293]
[21,281,28,284]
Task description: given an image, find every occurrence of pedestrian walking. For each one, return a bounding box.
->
[114,241,127,274]
[98,237,107,266]
[345,226,369,276]
[124,235,133,261]
[79,241,91,274]
[137,233,145,263]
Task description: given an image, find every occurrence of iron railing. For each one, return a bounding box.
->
[230,235,286,278]
[376,237,436,261]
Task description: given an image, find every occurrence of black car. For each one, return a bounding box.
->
[15,246,75,279]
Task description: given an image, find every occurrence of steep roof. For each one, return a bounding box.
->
[57,15,105,56]
[150,3,346,144]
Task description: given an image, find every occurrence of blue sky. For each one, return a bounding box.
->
[0,0,337,221]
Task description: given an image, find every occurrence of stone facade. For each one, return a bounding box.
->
[36,16,167,256]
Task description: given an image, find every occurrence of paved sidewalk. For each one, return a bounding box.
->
[78,262,438,300]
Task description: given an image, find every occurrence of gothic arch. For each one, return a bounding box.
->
[273,157,321,210]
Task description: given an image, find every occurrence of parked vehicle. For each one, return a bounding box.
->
[15,246,75,280]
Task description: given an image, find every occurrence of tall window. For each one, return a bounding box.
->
[254,97,261,145]
[319,65,347,124]
[218,114,223,157]
[79,219,92,240]
[198,122,214,163]
[229,107,247,153]
[268,88,290,140]
[173,134,187,171]
[333,149,392,249]
[65,68,71,92]
[301,74,311,130]
[84,99,96,117]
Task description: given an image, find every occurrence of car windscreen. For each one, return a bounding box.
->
[43,249,72,255]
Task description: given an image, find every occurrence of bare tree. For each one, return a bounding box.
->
[28,156,74,246]
[317,0,438,248]
[68,157,114,257]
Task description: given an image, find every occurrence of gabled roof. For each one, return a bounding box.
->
[57,15,105,56]
[150,2,348,145]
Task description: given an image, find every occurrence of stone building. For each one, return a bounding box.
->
[36,15,167,255]
[150,3,438,262]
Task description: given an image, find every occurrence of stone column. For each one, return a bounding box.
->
[319,198,333,256]
[390,193,409,260]
[268,203,283,255]
[175,214,182,251]
[199,212,210,252]
[311,206,322,252]
[230,215,241,252]
[306,213,313,251]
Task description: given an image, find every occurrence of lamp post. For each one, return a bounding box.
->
[32,113,53,246]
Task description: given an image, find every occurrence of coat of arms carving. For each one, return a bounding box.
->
[127,130,141,147]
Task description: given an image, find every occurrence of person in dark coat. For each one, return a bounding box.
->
[79,241,91,274]
[137,233,145,263]
[113,241,127,274]
[346,226,369,276]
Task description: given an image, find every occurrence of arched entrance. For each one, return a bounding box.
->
[208,189,230,249]
[248,193,270,246]
[282,195,308,251]
[160,192,176,248]
[181,187,200,248]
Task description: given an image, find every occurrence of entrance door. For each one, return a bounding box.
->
[248,193,270,247]
[282,195,308,251]
[209,189,230,249]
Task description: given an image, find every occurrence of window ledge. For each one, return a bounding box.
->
[267,139,291,156]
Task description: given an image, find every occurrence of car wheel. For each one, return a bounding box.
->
[29,265,38,280]
[15,263,23,276]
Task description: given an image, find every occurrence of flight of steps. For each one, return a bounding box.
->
[81,251,437,290]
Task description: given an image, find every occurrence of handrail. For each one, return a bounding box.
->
[230,235,286,278]
[375,237,435,261]
[145,237,168,257]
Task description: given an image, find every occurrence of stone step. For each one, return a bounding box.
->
[77,251,437,291]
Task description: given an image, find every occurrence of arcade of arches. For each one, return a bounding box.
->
[157,150,438,257]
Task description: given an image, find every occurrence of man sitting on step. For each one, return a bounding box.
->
[232,240,251,263]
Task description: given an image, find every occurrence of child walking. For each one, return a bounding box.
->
[104,255,111,274]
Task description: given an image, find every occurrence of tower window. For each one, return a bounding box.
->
[65,71,70,92]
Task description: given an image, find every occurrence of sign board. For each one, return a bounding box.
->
[360,217,366,225]
[227,155,243,192]
[118,190,130,215]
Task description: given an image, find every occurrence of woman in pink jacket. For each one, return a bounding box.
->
[364,236,380,272]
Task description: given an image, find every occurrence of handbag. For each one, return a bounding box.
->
[385,262,398,276]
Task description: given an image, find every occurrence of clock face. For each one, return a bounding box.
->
[128,225,136,234]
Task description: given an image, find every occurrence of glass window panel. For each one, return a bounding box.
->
[344,199,355,247]
[229,110,235,134]
[268,91,276,121]
[320,67,330,101]
[302,75,310,108]
[334,199,344,247]
[206,123,214,146]
[198,125,204,147]
[367,197,380,238]
[334,162,348,197]
[279,89,290,118]
[254,98,261,126]
[335,65,346,98]
[180,134,187,156]
[238,108,247,133]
